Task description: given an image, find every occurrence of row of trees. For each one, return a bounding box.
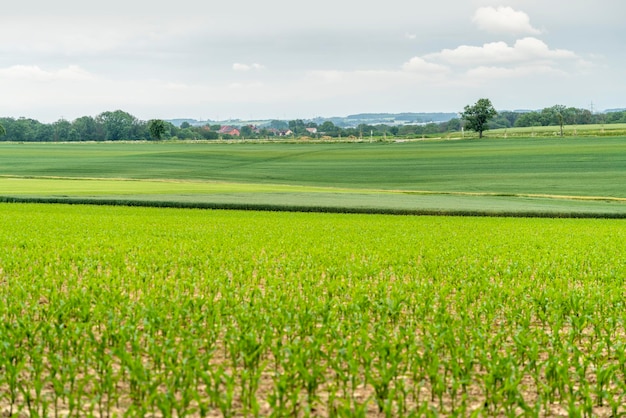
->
[267,104,626,139]
[0,111,167,142]
[1,106,625,142]
[285,103,626,139]
[463,101,626,138]
[489,106,626,129]
[0,116,236,143]
[0,111,450,142]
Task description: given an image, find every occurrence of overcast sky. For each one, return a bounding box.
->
[1,0,624,122]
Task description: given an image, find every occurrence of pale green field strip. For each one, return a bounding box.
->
[0,176,334,195]
[3,176,626,216]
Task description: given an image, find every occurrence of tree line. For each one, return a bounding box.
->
[491,105,626,129]
[1,106,625,142]
[0,110,195,142]
[283,105,626,139]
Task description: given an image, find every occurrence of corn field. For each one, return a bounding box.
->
[1,203,626,416]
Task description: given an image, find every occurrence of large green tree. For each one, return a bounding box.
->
[96,110,142,141]
[148,119,167,140]
[288,119,306,135]
[461,98,498,138]
[72,116,102,141]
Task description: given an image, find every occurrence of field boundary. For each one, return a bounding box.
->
[3,195,626,219]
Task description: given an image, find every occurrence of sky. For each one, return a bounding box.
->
[0,0,624,122]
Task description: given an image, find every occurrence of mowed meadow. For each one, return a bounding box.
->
[2,136,626,216]
[2,204,626,416]
[2,137,626,416]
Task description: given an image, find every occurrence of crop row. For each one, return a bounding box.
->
[1,204,626,416]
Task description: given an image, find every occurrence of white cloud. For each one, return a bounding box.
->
[232,63,266,71]
[427,37,579,67]
[402,57,450,75]
[466,65,568,79]
[472,6,541,35]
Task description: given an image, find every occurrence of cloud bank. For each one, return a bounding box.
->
[0,1,618,121]
[425,37,579,67]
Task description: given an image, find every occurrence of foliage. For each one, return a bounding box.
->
[96,110,144,141]
[514,106,594,128]
[461,98,498,138]
[288,119,306,135]
[148,119,167,141]
[0,122,5,137]
[268,119,288,130]
[72,116,101,141]
[1,106,626,142]
[2,204,626,415]
[239,125,254,137]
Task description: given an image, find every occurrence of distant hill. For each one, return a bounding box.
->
[166,118,209,127]
[166,112,459,128]
[344,112,457,124]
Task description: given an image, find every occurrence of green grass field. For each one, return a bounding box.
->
[486,123,626,139]
[2,136,626,216]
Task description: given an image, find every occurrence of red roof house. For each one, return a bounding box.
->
[217,126,241,136]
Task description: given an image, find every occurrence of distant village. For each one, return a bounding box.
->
[169,112,460,139]
[217,125,315,138]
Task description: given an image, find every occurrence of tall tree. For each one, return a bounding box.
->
[72,116,102,141]
[288,119,305,135]
[239,125,253,138]
[53,119,72,141]
[96,110,141,141]
[12,118,37,142]
[269,120,288,130]
[148,119,167,140]
[461,98,498,139]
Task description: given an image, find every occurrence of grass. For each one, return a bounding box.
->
[485,123,626,138]
[2,136,626,216]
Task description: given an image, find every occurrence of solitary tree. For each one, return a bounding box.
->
[461,98,498,138]
[148,119,167,141]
